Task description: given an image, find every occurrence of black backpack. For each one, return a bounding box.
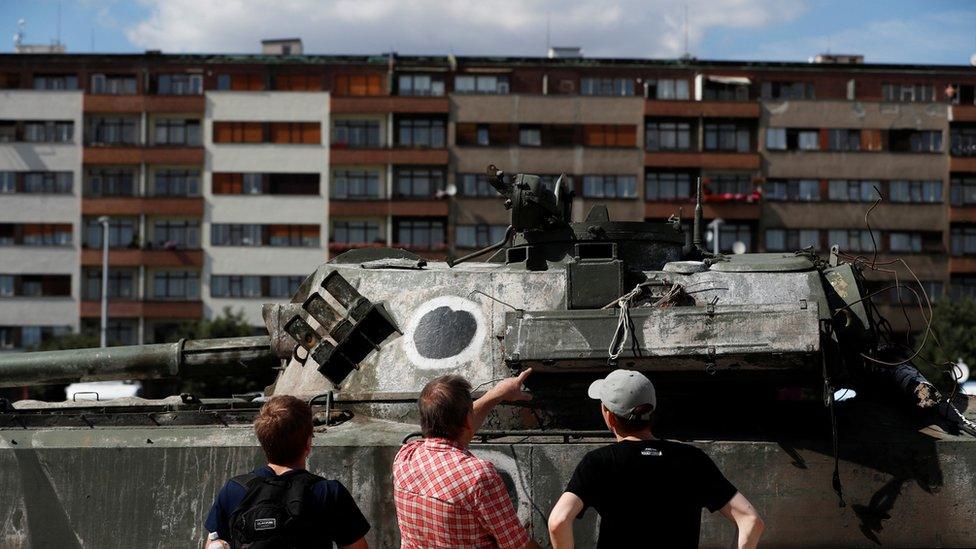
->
[228,470,325,549]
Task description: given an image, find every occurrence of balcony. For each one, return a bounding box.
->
[80,248,204,268]
[951,105,976,123]
[84,94,205,114]
[645,100,759,118]
[950,156,976,172]
[645,201,760,220]
[950,207,976,223]
[329,147,449,165]
[950,256,976,273]
[84,146,204,165]
[331,96,450,114]
[82,196,204,216]
[80,299,203,318]
[330,199,449,217]
[645,151,761,170]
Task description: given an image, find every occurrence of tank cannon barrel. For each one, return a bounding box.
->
[0,335,277,388]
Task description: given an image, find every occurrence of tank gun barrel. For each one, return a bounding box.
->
[0,335,276,388]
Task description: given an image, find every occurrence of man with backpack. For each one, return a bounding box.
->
[204,395,370,548]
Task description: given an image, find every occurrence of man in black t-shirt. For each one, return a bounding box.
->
[547,370,764,548]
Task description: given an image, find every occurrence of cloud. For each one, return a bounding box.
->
[122,0,808,57]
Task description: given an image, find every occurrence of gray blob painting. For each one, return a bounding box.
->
[412,306,478,359]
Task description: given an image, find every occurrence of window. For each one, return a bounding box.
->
[334,74,383,96]
[83,269,135,300]
[0,325,70,350]
[828,229,879,253]
[882,83,935,103]
[581,78,634,96]
[454,75,509,95]
[1,224,71,246]
[646,121,692,151]
[86,168,136,197]
[331,170,381,199]
[518,127,542,147]
[210,275,262,298]
[764,229,820,252]
[456,123,509,146]
[332,120,381,148]
[765,128,787,151]
[273,74,322,91]
[152,220,199,249]
[760,81,814,100]
[951,176,976,206]
[889,232,922,253]
[581,175,637,199]
[33,74,78,90]
[84,218,136,248]
[0,172,11,193]
[269,276,304,298]
[889,180,942,203]
[152,270,200,300]
[951,276,976,301]
[19,172,72,194]
[764,179,820,202]
[477,125,490,145]
[584,125,637,147]
[210,224,319,247]
[22,121,74,143]
[719,223,752,252]
[703,80,749,101]
[157,74,203,95]
[827,129,860,152]
[211,224,263,246]
[397,118,445,148]
[703,122,750,152]
[153,118,201,146]
[645,172,693,201]
[216,73,264,91]
[951,226,976,256]
[0,275,10,297]
[456,224,508,248]
[152,169,200,197]
[458,173,495,197]
[331,220,381,246]
[649,79,689,100]
[828,180,880,202]
[396,168,445,198]
[90,74,137,94]
[394,219,445,250]
[0,274,70,297]
[707,173,753,196]
[861,129,883,151]
[950,127,976,156]
[0,121,14,142]
[87,117,138,145]
[398,74,445,96]
[212,122,263,143]
[889,130,942,153]
[269,122,320,144]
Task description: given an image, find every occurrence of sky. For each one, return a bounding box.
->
[0,0,974,65]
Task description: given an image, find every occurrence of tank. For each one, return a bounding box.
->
[0,166,974,548]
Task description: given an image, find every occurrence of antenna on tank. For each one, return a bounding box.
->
[693,176,703,251]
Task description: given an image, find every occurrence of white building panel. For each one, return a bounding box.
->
[0,298,78,328]
[0,195,77,223]
[0,91,83,119]
[205,92,329,121]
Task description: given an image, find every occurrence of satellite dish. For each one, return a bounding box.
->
[953,358,970,383]
[732,241,747,255]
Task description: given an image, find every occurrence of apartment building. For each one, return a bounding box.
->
[1,50,974,347]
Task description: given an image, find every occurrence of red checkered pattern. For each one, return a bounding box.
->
[393,438,529,549]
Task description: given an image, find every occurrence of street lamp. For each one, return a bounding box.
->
[97,215,110,348]
[707,218,724,255]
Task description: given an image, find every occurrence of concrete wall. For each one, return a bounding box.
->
[761,100,948,130]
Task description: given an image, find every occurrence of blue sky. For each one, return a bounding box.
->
[1,0,974,65]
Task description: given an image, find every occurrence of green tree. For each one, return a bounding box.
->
[916,298,976,391]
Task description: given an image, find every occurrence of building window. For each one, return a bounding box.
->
[396,118,445,148]
[456,123,508,146]
[152,270,200,300]
[0,224,71,247]
[270,122,321,144]
[951,276,976,301]
[827,129,860,152]
[153,118,201,146]
[765,128,787,151]
[269,276,304,298]
[764,229,820,252]
[17,172,73,194]
[951,176,976,206]
[212,122,263,143]
[456,224,508,248]
[90,74,137,95]
[210,275,262,298]
[581,175,637,199]
[86,168,136,197]
[152,169,200,197]
[157,74,203,95]
[0,172,11,193]
[718,223,752,252]
[213,173,319,195]
[888,130,942,153]
[828,229,879,253]
[882,83,935,103]
[394,219,445,250]
[763,179,820,202]
[87,117,138,145]
[395,168,445,198]
[889,180,942,203]
[707,173,753,196]
[518,126,542,147]
[760,81,814,100]
[646,121,692,151]
[584,125,637,147]
[645,171,693,201]
[0,325,70,350]
[703,79,750,101]
[703,122,750,152]
[458,173,495,197]
[649,79,689,100]
[84,218,136,248]
[828,180,880,202]
[950,127,976,156]
[951,226,976,255]
[273,74,322,91]
[33,74,78,90]
[889,232,922,253]
[23,121,74,143]
[83,268,136,300]
[398,74,445,96]
[0,274,70,297]
[768,128,819,151]
[581,78,634,96]
[152,220,200,249]
[334,74,383,96]
[331,170,381,199]
[332,120,381,148]
[454,75,509,95]
[210,224,319,247]
[216,73,265,91]
[331,220,382,246]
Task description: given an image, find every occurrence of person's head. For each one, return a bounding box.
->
[587,370,657,438]
[254,395,314,467]
[418,374,475,446]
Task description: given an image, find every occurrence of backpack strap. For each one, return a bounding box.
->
[281,470,325,516]
[230,472,259,489]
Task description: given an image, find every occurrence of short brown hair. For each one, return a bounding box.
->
[254,395,313,464]
[419,375,473,440]
[607,403,654,436]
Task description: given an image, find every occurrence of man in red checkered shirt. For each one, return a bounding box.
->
[393,369,541,549]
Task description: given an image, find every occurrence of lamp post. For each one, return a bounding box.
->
[97,215,110,348]
[707,218,724,255]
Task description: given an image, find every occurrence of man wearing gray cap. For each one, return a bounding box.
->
[547,370,764,548]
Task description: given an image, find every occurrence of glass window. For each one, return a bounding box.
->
[645,172,693,201]
[765,128,786,150]
[454,75,509,94]
[85,218,136,248]
[152,270,200,300]
[581,78,634,96]
[83,268,136,300]
[718,223,751,252]
[646,121,692,151]
[458,173,495,197]
[950,227,976,256]
[651,79,689,100]
[86,168,136,197]
[397,118,445,148]
[21,172,72,194]
[152,220,199,249]
[827,129,860,151]
[882,83,935,103]
[889,232,922,253]
[331,220,381,245]
[764,229,786,252]
[889,180,942,203]
[269,276,304,298]
[332,120,381,148]
[88,117,138,145]
[456,224,508,248]
[760,81,814,100]
[90,74,137,95]
[398,74,445,96]
[703,123,750,152]
[798,131,819,151]
[519,127,541,147]
[951,127,976,156]
[827,180,880,202]
[152,169,200,197]
[153,118,201,146]
[23,121,74,143]
[33,74,79,90]
[331,170,381,200]
[394,219,445,249]
[157,74,203,95]
[950,176,976,205]
[395,168,444,198]
[581,175,637,199]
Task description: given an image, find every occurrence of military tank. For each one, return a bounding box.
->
[1,166,974,548]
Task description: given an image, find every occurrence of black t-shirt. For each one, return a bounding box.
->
[566,439,737,548]
[205,466,370,547]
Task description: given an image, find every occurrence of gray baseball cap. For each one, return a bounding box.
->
[587,370,657,420]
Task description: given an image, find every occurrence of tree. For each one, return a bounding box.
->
[916,297,976,391]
